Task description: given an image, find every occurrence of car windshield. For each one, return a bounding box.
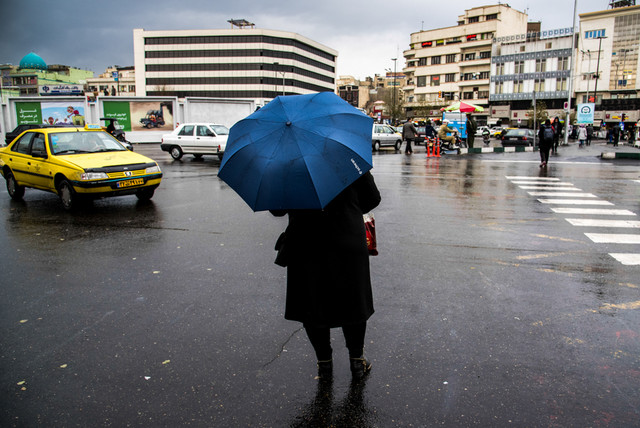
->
[210,125,229,135]
[49,132,127,155]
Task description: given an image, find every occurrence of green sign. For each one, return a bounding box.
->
[103,101,132,131]
[16,102,42,124]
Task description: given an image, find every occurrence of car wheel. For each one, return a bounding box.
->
[394,140,402,150]
[58,179,77,211]
[136,187,155,201]
[373,141,381,151]
[6,171,25,200]
[170,146,183,160]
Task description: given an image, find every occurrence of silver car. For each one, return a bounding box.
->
[372,124,402,151]
[161,123,229,160]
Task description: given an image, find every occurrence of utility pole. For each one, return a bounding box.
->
[391,58,397,125]
[564,0,578,147]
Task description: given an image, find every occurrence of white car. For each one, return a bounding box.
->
[372,123,402,151]
[161,123,229,160]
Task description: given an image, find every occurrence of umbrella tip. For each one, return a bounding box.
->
[286,121,292,126]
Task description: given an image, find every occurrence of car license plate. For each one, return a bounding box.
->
[117,178,144,188]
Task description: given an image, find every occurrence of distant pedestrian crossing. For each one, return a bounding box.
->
[506,175,640,266]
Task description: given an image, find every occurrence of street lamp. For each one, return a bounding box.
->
[391,58,397,124]
[273,62,286,96]
[592,35,607,106]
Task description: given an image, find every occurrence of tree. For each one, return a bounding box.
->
[382,88,404,124]
[526,101,549,128]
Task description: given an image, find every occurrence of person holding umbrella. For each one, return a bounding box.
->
[218,93,382,380]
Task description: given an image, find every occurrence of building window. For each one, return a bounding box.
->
[446,54,456,63]
[478,90,489,98]
[534,79,544,92]
[558,57,569,71]
[431,56,441,65]
[418,58,428,67]
[514,80,524,93]
[545,42,553,49]
[556,77,567,91]
[417,76,426,87]
[479,71,490,79]
[431,75,440,86]
[436,40,444,46]
[466,34,477,41]
[515,61,525,74]
[463,91,474,100]
[468,16,479,23]
[520,46,526,52]
[486,13,498,20]
[496,81,504,94]
[584,29,605,39]
[496,63,504,75]
[535,58,546,73]
[479,51,491,59]
[445,73,456,82]
[464,52,476,61]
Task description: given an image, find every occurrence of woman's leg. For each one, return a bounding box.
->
[342,322,367,358]
[304,325,332,361]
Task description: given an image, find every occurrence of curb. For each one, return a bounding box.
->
[601,151,640,160]
[460,146,536,155]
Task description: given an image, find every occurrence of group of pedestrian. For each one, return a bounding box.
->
[401,114,474,154]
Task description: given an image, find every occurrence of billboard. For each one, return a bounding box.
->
[577,103,595,124]
[15,101,85,125]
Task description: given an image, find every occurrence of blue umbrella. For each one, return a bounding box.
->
[218,92,374,211]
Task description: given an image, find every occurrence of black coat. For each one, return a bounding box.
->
[274,172,381,328]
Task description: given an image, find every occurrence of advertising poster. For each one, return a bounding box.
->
[103,101,132,131]
[130,101,174,131]
[15,102,42,124]
[41,102,85,125]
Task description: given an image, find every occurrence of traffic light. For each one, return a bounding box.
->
[438,91,442,98]
[621,113,626,122]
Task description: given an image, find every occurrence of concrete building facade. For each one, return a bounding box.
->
[132,26,337,104]
[402,4,530,123]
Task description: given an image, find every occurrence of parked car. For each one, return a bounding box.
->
[4,123,77,145]
[0,125,162,210]
[501,128,536,146]
[372,123,402,151]
[490,126,506,138]
[161,123,229,160]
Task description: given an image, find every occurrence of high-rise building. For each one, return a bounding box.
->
[133,23,337,104]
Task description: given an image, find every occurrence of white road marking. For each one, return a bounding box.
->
[506,176,560,180]
[538,199,613,205]
[566,219,640,228]
[585,233,640,244]
[551,208,636,216]
[519,186,580,191]
[511,181,575,186]
[528,192,596,197]
[609,253,640,265]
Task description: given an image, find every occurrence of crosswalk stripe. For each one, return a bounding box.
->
[519,186,581,191]
[551,208,636,215]
[585,233,640,244]
[539,199,613,205]
[512,181,575,186]
[566,219,640,228]
[609,254,640,265]
[506,176,560,180]
[528,192,596,197]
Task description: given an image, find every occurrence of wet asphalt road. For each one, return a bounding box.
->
[0,141,639,427]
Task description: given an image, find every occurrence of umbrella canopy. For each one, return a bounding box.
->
[218,92,374,212]
[441,101,485,113]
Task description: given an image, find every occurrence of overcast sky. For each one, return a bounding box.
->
[1,0,610,80]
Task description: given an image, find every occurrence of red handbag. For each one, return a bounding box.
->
[363,213,378,256]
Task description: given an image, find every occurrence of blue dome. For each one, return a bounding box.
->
[19,52,47,70]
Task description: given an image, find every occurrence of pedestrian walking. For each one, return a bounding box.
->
[551,117,562,154]
[612,123,621,147]
[586,124,594,146]
[466,113,477,149]
[402,120,418,154]
[272,172,381,380]
[538,119,554,168]
[578,124,587,147]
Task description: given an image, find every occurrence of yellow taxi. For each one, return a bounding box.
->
[0,125,162,210]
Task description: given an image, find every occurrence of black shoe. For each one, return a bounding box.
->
[349,357,372,379]
[317,359,333,380]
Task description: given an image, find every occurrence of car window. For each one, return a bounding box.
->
[210,125,229,135]
[197,126,213,137]
[50,132,126,154]
[11,132,35,154]
[506,130,527,136]
[31,133,46,154]
[178,125,195,136]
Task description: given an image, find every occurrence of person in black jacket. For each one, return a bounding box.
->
[272,172,381,380]
[538,119,555,168]
[551,117,562,154]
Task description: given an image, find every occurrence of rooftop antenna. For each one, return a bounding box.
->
[609,0,635,7]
